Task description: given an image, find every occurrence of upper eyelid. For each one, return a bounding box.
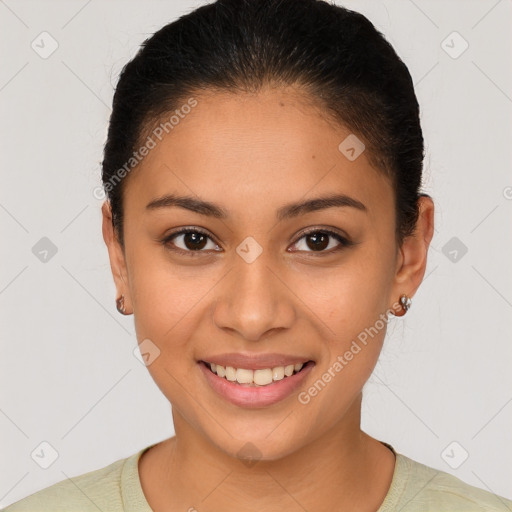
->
[296,226,348,239]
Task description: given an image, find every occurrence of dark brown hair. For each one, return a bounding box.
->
[101,0,426,248]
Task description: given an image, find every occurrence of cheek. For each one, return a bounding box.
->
[128,257,210,410]
[300,247,394,339]
[297,243,394,394]
[295,265,392,432]
[131,265,210,342]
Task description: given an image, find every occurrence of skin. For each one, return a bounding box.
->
[102,86,435,511]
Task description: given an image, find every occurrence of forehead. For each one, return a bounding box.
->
[125,88,392,218]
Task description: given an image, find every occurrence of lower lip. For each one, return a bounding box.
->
[198,360,315,408]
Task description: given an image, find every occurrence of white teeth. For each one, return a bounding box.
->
[236,368,253,384]
[272,366,284,381]
[254,368,273,385]
[206,361,307,386]
[225,366,237,381]
[284,364,294,377]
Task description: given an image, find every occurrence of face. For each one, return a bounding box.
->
[103,86,432,461]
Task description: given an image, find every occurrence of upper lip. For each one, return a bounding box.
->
[199,352,313,370]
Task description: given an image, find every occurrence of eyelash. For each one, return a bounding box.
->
[161,226,353,257]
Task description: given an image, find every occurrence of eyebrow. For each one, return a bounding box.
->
[145,192,367,220]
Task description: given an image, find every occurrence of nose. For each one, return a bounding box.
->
[212,252,295,342]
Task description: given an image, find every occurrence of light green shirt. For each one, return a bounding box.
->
[2,442,511,511]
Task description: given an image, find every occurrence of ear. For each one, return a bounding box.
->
[101,200,132,315]
[390,195,435,310]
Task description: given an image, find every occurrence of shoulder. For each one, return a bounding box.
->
[1,450,137,512]
[383,451,512,512]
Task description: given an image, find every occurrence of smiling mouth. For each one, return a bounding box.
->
[200,360,314,387]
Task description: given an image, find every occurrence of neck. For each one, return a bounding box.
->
[139,394,396,511]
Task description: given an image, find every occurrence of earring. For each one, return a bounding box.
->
[398,293,412,315]
[116,294,126,315]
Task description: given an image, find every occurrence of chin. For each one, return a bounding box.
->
[204,421,313,464]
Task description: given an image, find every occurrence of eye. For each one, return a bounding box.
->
[162,226,353,257]
[289,228,352,254]
[162,227,221,256]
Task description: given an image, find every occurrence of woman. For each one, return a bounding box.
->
[4,0,511,510]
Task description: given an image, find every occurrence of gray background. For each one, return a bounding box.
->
[1,0,511,507]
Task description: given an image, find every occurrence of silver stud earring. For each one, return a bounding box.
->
[399,293,412,313]
[116,294,126,315]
